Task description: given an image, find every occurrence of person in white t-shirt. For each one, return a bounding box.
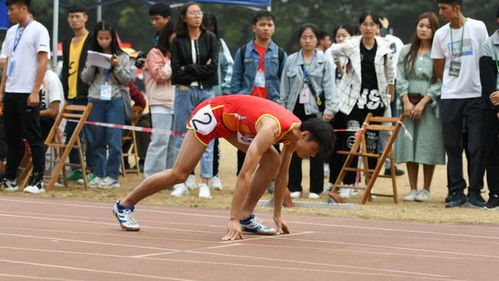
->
[431,0,489,208]
[39,67,64,140]
[0,0,50,194]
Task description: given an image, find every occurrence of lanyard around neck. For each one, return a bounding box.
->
[13,19,32,53]
[449,18,466,58]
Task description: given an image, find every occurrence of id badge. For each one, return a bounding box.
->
[299,84,310,104]
[7,58,15,77]
[100,84,112,100]
[254,70,266,87]
[449,61,461,77]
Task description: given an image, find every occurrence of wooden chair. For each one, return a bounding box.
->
[44,103,93,191]
[121,122,141,177]
[329,113,405,204]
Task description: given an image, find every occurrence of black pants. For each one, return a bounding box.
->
[440,98,484,194]
[328,104,384,185]
[4,93,45,180]
[287,103,324,194]
[482,110,499,195]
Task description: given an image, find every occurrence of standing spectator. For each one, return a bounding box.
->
[317,31,332,53]
[230,11,287,175]
[0,0,49,193]
[478,6,499,209]
[328,12,395,199]
[143,21,176,178]
[431,0,488,208]
[203,12,233,190]
[81,21,132,189]
[61,3,94,184]
[40,65,64,140]
[170,2,218,198]
[395,12,444,202]
[279,23,337,199]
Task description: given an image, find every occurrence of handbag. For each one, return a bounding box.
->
[407,93,422,105]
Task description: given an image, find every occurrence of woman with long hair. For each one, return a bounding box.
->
[395,12,444,202]
[328,12,395,199]
[169,2,219,198]
[81,21,132,188]
[279,23,337,199]
[143,21,176,178]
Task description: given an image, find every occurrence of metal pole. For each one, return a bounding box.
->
[51,0,59,69]
[97,0,102,22]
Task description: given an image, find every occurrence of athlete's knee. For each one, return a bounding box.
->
[170,168,190,183]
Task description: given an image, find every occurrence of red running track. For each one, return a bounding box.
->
[0,195,498,281]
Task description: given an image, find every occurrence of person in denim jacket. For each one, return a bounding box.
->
[230,11,287,175]
[278,23,338,199]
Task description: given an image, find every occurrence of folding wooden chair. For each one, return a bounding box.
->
[45,103,93,191]
[17,140,33,188]
[329,113,405,204]
[121,122,141,177]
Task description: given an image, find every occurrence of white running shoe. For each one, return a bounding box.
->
[23,180,45,194]
[113,201,140,231]
[100,177,120,189]
[339,188,353,199]
[415,190,430,202]
[403,189,419,201]
[322,183,334,194]
[2,179,19,192]
[171,183,189,197]
[308,192,320,199]
[209,176,223,190]
[198,183,212,199]
[240,214,276,234]
[185,174,197,190]
[290,191,302,199]
[88,177,103,188]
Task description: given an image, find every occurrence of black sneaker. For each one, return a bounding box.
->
[467,192,486,208]
[486,194,499,210]
[384,167,405,176]
[445,191,467,208]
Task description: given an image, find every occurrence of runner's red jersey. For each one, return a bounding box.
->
[187,94,301,146]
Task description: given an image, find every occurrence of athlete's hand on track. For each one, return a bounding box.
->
[274,216,290,235]
[222,220,244,241]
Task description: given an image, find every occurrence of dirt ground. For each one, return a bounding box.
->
[3,139,498,226]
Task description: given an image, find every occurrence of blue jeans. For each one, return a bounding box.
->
[143,113,176,178]
[88,98,124,179]
[65,98,94,171]
[174,86,214,179]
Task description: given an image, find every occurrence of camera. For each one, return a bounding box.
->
[134,51,149,69]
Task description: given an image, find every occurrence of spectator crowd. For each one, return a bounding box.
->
[0,0,498,210]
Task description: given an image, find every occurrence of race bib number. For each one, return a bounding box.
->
[100,84,112,100]
[237,131,254,145]
[189,104,217,135]
[299,84,310,104]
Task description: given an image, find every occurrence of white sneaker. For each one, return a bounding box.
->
[185,174,197,190]
[171,183,189,197]
[101,177,120,189]
[209,176,223,190]
[403,189,419,201]
[88,177,103,188]
[290,191,302,199]
[198,183,212,199]
[339,188,353,199]
[322,183,334,194]
[415,189,430,202]
[23,182,45,194]
[308,192,320,199]
[2,179,19,192]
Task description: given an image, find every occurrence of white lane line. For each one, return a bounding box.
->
[240,231,315,242]
[0,259,197,281]
[276,237,499,260]
[1,197,497,241]
[132,243,243,258]
[0,248,455,280]
[0,274,81,281]
[0,213,218,234]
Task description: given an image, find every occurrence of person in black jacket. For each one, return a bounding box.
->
[478,6,499,209]
[61,3,94,184]
[169,2,218,199]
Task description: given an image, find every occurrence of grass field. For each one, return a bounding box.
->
[3,139,498,226]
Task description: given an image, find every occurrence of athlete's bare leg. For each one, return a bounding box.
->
[121,131,207,206]
[224,136,281,219]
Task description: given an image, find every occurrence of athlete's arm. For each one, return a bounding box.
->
[223,117,279,240]
[273,143,294,234]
